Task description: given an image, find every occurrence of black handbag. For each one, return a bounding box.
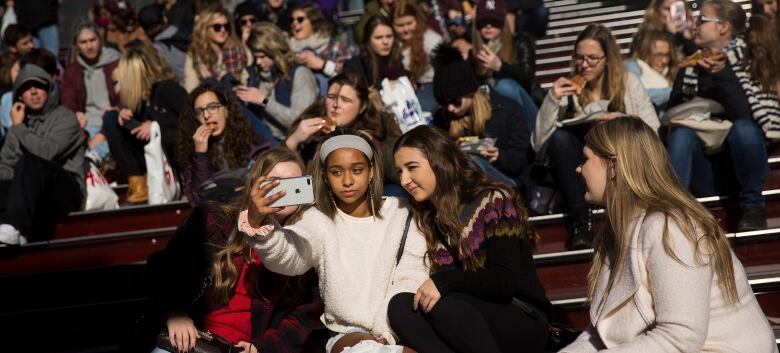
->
[510,298,581,351]
[157,330,239,353]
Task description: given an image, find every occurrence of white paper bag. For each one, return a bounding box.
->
[380,77,431,133]
[144,121,180,204]
[84,153,119,211]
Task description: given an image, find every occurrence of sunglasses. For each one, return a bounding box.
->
[240,17,258,26]
[292,16,307,24]
[210,23,229,32]
[476,18,503,29]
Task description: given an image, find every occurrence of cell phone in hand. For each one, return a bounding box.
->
[122,118,141,131]
[670,1,688,31]
[262,176,315,207]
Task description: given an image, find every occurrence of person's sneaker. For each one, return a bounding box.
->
[737,206,767,232]
[568,210,593,250]
[0,224,26,245]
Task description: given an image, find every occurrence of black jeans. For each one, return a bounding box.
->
[388,292,548,353]
[103,111,178,177]
[547,126,590,219]
[0,154,83,240]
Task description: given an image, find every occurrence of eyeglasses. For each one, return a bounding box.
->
[573,54,606,66]
[476,18,503,29]
[240,17,258,26]
[210,23,229,32]
[292,16,307,24]
[696,15,722,26]
[194,102,223,118]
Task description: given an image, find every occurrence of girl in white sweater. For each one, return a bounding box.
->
[242,131,428,353]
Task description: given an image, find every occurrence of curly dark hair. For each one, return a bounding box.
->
[176,83,255,173]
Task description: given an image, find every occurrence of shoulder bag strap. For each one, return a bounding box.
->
[395,214,413,266]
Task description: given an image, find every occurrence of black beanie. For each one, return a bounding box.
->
[432,43,480,104]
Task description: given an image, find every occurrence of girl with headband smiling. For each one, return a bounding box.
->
[243,130,428,353]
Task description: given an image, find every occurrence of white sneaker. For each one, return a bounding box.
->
[0,224,26,245]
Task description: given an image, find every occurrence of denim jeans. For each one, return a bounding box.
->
[547,127,588,217]
[470,154,518,188]
[667,118,768,207]
[33,24,59,56]
[416,82,439,115]
[85,125,110,160]
[495,78,539,132]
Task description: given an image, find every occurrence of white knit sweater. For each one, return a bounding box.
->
[247,197,429,343]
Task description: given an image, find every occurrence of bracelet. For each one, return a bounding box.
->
[238,210,274,236]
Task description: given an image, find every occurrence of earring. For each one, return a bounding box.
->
[329,191,337,205]
[369,187,377,217]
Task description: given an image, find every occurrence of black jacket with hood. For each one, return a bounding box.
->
[0,65,85,194]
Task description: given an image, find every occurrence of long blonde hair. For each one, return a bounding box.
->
[247,22,296,80]
[584,117,739,305]
[188,8,240,72]
[572,24,626,113]
[116,40,178,112]
[212,147,306,304]
[447,90,492,139]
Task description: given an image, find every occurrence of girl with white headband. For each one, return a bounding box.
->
[243,130,429,353]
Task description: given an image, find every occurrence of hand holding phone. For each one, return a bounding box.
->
[669,1,688,33]
[260,176,315,208]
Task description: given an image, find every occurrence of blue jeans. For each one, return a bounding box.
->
[417,82,438,115]
[547,127,588,217]
[314,72,329,98]
[470,154,518,188]
[33,24,59,55]
[495,79,538,132]
[215,75,280,146]
[667,119,768,207]
[85,125,110,160]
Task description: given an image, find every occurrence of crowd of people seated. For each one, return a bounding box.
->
[1,0,780,351]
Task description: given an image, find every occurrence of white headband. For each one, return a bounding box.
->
[319,135,374,164]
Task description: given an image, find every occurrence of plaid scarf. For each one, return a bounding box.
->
[194,38,248,81]
[681,37,780,139]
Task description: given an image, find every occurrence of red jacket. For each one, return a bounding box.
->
[60,60,120,113]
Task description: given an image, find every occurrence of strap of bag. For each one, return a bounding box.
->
[395,214,413,266]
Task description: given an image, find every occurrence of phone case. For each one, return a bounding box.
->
[264,176,315,207]
[671,1,687,28]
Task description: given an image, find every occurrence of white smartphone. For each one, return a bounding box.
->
[262,176,315,207]
[670,1,688,31]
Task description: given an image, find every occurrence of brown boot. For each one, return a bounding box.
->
[127,175,148,204]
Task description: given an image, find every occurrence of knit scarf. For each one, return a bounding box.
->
[681,37,780,139]
[288,33,331,55]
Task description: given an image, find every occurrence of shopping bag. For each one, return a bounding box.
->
[380,77,431,133]
[145,121,180,204]
[84,152,119,211]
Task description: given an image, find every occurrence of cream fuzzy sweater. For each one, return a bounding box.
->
[561,210,777,353]
[247,197,429,343]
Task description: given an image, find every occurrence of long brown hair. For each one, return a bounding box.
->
[176,83,254,173]
[393,125,536,273]
[361,16,405,85]
[572,24,627,113]
[472,21,517,79]
[584,117,739,305]
[629,29,679,83]
[745,15,780,93]
[212,147,307,304]
[309,130,385,219]
[392,0,429,84]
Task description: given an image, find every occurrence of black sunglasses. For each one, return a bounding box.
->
[476,18,503,29]
[292,16,307,24]
[210,23,229,32]
[240,17,258,26]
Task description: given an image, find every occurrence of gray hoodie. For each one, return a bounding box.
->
[79,47,120,130]
[0,65,85,194]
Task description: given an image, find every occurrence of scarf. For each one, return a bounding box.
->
[680,37,780,139]
[193,39,247,82]
[287,33,331,55]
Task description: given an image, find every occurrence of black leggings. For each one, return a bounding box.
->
[388,292,548,353]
